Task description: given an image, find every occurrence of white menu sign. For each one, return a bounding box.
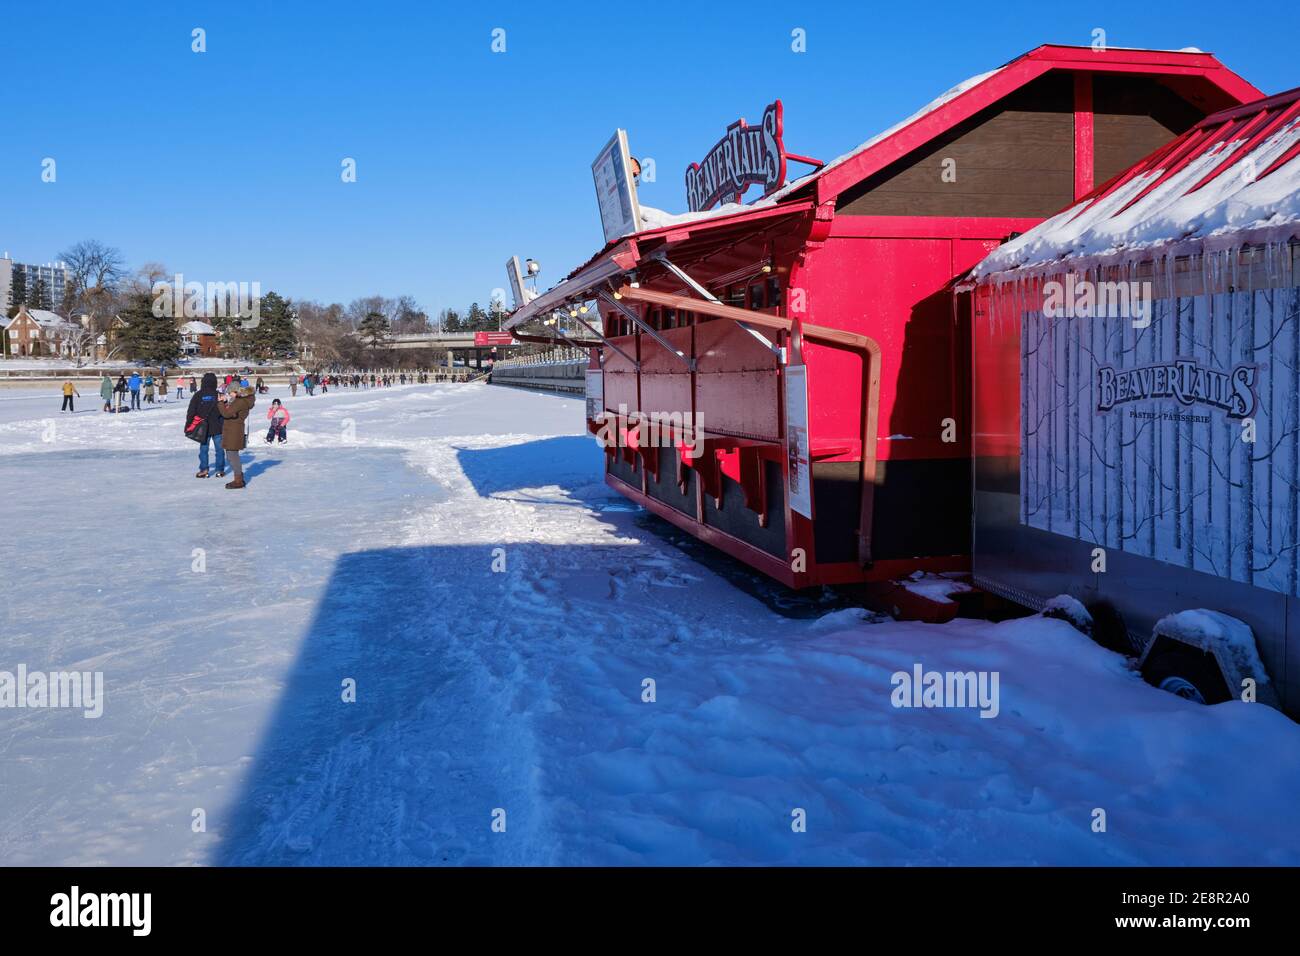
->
[784,364,812,518]
[591,129,642,244]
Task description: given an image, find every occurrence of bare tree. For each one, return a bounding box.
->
[59,322,98,367]
[296,300,351,364]
[60,240,128,335]
[391,294,430,334]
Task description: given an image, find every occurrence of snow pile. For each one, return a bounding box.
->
[1149,610,1272,702]
[638,201,768,231]
[1042,595,1093,635]
[976,116,1300,277]
[899,571,974,606]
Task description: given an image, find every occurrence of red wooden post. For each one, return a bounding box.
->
[1073,72,1094,200]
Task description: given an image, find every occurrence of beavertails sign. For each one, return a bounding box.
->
[684,100,787,213]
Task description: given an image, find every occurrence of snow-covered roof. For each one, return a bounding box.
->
[975,86,1300,278]
[29,309,74,328]
[180,320,216,335]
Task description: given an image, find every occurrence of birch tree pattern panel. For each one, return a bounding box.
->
[1021,285,1300,595]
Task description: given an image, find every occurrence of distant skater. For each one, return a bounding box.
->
[61,380,80,412]
[99,374,113,412]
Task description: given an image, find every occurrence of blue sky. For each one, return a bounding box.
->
[2,1,1296,315]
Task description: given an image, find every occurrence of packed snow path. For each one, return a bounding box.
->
[1,381,1298,865]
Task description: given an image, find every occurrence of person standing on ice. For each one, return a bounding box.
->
[128,371,142,409]
[144,374,155,404]
[99,374,113,412]
[114,374,128,412]
[159,372,168,401]
[219,383,256,490]
[60,380,80,412]
[188,372,227,478]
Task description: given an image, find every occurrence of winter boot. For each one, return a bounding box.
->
[196,470,209,478]
[225,477,246,490]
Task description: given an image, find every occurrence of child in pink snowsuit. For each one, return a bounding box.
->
[265,399,291,444]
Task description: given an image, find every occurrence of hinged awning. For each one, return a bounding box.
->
[503,200,814,331]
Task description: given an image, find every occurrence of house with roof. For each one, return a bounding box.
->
[3,305,82,358]
[179,320,219,357]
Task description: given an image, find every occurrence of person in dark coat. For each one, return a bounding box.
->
[219,384,256,489]
[186,372,227,478]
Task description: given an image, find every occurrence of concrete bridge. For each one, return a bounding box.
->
[387,331,528,368]
[388,332,525,350]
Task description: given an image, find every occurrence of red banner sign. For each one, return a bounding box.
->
[474,331,514,346]
[684,100,787,213]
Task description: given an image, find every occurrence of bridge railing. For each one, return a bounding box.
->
[492,346,588,369]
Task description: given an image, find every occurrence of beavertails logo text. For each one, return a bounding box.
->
[1097,360,1257,419]
[684,100,786,212]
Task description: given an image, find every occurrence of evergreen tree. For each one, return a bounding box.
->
[439,307,461,333]
[465,301,490,331]
[211,313,241,358]
[30,276,52,312]
[252,291,298,359]
[358,310,391,351]
[118,292,182,364]
[7,267,27,317]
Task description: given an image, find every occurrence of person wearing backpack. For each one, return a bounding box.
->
[186,372,227,478]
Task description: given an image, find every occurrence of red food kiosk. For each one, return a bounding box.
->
[506,45,1260,611]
